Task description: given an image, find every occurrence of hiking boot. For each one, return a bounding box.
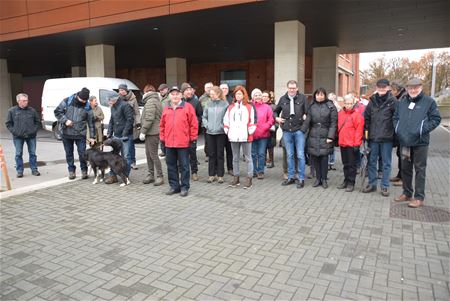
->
[322,180,328,189]
[154,177,164,186]
[297,180,305,189]
[229,176,240,187]
[143,175,155,184]
[381,188,389,197]
[17,172,24,178]
[207,176,216,183]
[105,175,118,184]
[68,172,76,180]
[217,177,224,184]
[192,173,199,181]
[362,185,376,193]
[345,185,354,192]
[257,173,264,180]
[243,177,252,189]
[394,194,412,202]
[81,171,88,179]
[337,181,347,189]
[32,170,41,176]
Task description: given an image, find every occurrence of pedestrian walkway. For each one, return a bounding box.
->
[1,127,449,300]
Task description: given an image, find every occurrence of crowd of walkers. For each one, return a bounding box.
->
[7,77,441,207]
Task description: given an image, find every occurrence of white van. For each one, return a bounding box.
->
[41,77,142,139]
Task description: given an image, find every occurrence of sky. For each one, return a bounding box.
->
[359,47,450,72]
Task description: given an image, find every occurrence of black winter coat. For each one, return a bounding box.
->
[6,106,40,138]
[107,98,134,138]
[274,92,308,132]
[54,95,95,139]
[301,100,338,156]
[364,92,396,142]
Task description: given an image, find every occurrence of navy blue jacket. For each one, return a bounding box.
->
[393,92,441,147]
[107,98,134,138]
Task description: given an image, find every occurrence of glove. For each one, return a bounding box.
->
[136,123,141,130]
[139,133,146,141]
[189,140,197,148]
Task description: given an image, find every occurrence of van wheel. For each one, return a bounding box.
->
[53,124,62,140]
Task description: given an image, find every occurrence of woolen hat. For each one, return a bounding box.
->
[118,84,128,91]
[376,79,390,87]
[77,87,90,101]
[158,83,168,91]
[406,77,422,86]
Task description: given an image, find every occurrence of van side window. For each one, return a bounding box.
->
[99,89,119,106]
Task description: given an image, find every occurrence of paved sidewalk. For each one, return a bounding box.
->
[1,128,449,300]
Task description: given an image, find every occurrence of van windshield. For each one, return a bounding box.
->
[99,89,119,107]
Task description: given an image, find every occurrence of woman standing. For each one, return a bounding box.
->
[251,89,274,179]
[301,88,338,188]
[88,95,104,146]
[337,94,364,192]
[202,86,229,184]
[223,86,256,189]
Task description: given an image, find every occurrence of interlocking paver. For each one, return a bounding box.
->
[1,128,449,300]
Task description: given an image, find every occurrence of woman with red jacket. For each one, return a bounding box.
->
[337,94,364,192]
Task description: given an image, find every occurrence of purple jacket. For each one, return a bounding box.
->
[253,102,275,140]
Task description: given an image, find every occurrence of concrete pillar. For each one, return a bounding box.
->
[0,59,12,132]
[313,46,338,94]
[165,57,187,87]
[71,66,86,77]
[85,44,115,77]
[274,20,305,102]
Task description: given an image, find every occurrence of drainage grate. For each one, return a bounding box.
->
[390,203,450,223]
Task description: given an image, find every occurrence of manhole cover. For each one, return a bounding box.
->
[390,203,450,223]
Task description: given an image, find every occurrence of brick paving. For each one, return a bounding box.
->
[1,127,449,300]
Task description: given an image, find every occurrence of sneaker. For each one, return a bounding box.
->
[32,170,41,176]
[143,175,155,184]
[180,190,189,197]
[362,185,376,193]
[166,188,181,195]
[104,175,118,184]
[217,177,224,184]
[394,194,412,202]
[345,185,354,192]
[131,163,138,170]
[154,177,164,186]
[17,172,24,178]
[381,188,389,197]
[68,172,76,180]
[81,171,88,179]
[192,173,199,181]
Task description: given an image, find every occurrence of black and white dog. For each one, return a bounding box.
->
[84,138,130,186]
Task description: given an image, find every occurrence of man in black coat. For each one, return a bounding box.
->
[393,78,441,208]
[6,93,41,178]
[362,79,396,197]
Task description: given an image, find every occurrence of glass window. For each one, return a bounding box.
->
[99,89,119,107]
[220,70,246,92]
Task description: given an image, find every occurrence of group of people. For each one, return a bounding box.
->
[7,77,441,206]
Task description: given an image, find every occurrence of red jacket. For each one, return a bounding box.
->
[338,107,364,147]
[160,101,198,148]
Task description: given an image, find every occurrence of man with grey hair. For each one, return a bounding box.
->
[6,93,41,177]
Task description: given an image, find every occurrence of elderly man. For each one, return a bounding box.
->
[393,78,441,208]
[6,93,41,178]
[160,86,198,197]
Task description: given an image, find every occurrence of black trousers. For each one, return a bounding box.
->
[189,143,198,174]
[207,134,227,177]
[395,146,402,178]
[311,155,328,182]
[401,146,428,201]
[340,147,359,185]
[225,139,233,171]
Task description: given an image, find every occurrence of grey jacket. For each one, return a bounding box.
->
[6,105,40,138]
[202,99,229,135]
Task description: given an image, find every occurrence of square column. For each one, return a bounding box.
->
[165,57,186,87]
[85,44,115,77]
[313,46,338,94]
[274,20,305,102]
[0,59,12,132]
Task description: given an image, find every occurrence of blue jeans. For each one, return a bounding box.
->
[62,137,87,172]
[129,136,136,164]
[368,141,393,189]
[252,138,269,174]
[13,137,38,173]
[109,135,132,177]
[283,130,306,180]
[166,147,190,192]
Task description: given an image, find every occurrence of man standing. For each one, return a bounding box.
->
[54,88,95,180]
[362,79,396,197]
[6,93,41,178]
[181,82,202,181]
[393,78,441,208]
[160,86,198,197]
[158,83,170,104]
[274,80,308,189]
[105,95,134,184]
